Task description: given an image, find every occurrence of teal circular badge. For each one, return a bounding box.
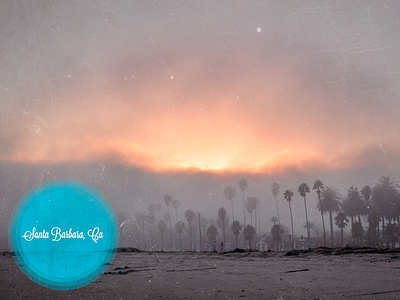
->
[8,179,119,290]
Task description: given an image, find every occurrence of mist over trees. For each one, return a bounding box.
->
[117,175,400,251]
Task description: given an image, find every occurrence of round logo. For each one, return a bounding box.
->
[8,179,119,290]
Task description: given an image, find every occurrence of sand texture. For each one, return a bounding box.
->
[1,248,400,299]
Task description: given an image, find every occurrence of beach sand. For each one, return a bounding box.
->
[1,248,400,299]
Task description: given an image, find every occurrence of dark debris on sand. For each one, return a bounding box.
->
[285,246,400,256]
[117,247,142,253]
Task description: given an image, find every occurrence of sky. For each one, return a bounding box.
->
[1,0,400,245]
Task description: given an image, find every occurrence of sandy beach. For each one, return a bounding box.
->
[1,248,400,299]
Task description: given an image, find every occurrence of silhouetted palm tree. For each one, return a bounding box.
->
[158,220,167,251]
[318,186,341,247]
[384,222,399,248]
[245,196,258,227]
[372,175,400,234]
[271,182,281,225]
[361,185,372,203]
[238,178,248,227]
[172,199,180,224]
[243,224,256,249]
[206,224,219,249]
[303,221,316,239]
[342,186,357,226]
[218,207,227,245]
[298,183,310,245]
[351,221,364,246]
[224,186,236,222]
[231,220,242,248]
[313,180,326,247]
[185,209,195,251]
[366,211,380,247]
[175,221,186,251]
[334,211,349,247]
[283,189,294,248]
[164,194,173,250]
[271,224,284,252]
[200,217,208,244]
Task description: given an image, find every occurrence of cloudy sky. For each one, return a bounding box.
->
[1,0,400,242]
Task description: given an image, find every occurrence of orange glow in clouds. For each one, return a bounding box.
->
[3,59,375,174]
[4,95,337,174]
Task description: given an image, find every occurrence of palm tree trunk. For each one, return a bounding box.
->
[329,210,334,247]
[242,190,246,227]
[318,194,326,247]
[255,208,257,234]
[289,201,294,249]
[340,227,343,247]
[231,200,235,223]
[303,196,310,246]
[167,206,172,251]
[189,223,192,251]
[198,214,202,252]
[222,220,225,246]
[275,196,280,225]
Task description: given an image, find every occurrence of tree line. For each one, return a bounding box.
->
[118,175,400,251]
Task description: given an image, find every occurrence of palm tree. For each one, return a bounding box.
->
[243,224,256,249]
[238,178,248,227]
[271,182,281,225]
[172,199,180,224]
[224,186,236,222]
[361,185,372,203]
[303,221,316,240]
[218,207,227,245]
[175,221,186,251]
[271,216,278,225]
[342,186,357,226]
[206,224,219,249]
[164,194,173,250]
[298,183,310,246]
[230,220,242,248]
[185,209,195,251]
[318,186,341,247]
[200,217,208,245]
[270,224,284,252]
[351,221,364,246]
[366,211,380,247]
[313,180,326,247]
[384,222,399,248]
[245,197,258,227]
[372,175,400,234]
[283,189,294,248]
[361,185,374,239]
[334,211,349,247]
[158,220,167,251]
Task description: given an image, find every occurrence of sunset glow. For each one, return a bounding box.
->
[1,1,399,176]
